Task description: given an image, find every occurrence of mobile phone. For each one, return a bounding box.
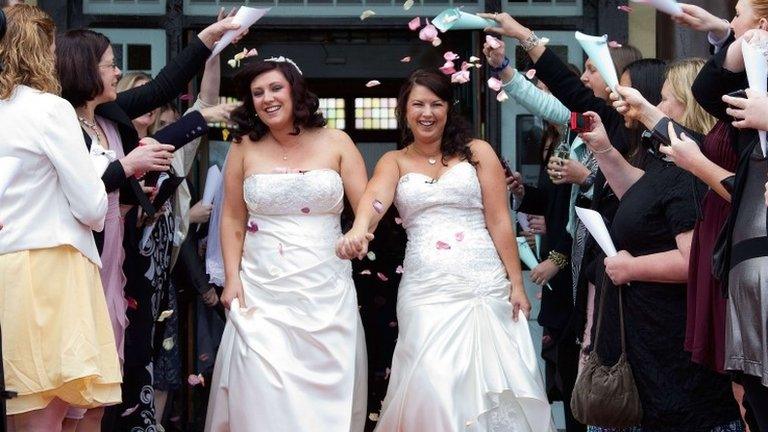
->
[500,158,513,177]
[726,89,748,100]
[570,112,594,133]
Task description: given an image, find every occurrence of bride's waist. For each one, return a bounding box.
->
[246,214,342,243]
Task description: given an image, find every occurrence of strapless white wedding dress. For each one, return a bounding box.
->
[374,161,554,432]
[205,169,367,432]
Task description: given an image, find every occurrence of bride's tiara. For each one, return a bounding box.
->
[264,56,303,75]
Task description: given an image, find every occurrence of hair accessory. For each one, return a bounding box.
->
[264,56,303,75]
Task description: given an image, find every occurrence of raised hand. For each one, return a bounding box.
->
[482,36,506,69]
[547,157,590,185]
[672,3,730,40]
[200,102,240,124]
[723,88,768,131]
[477,12,530,40]
[579,112,613,154]
[611,85,661,129]
[121,138,175,177]
[659,121,706,173]
[197,14,242,50]
[506,171,525,201]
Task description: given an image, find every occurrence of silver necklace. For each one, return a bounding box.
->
[410,145,439,165]
[78,116,103,142]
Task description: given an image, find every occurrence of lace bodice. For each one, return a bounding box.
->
[394,161,506,282]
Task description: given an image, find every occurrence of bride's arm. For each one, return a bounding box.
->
[220,141,248,309]
[337,152,400,260]
[472,140,530,321]
[334,129,368,212]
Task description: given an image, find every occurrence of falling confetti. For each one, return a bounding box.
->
[187,374,205,387]
[487,77,503,92]
[222,128,230,141]
[369,413,380,422]
[247,221,259,233]
[451,70,470,84]
[367,251,377,261]
[486,35,502,49]
[608,40,623,48]
[439,61,456,75]
[436,240,451,250]
[403,0,414,10]
[525,69,537,80]
[157,309,174,322]
[366,80,381,88]
[162,337,175,351]
[388,321,398,328]
[360,269,372,275]
[121,404,140,417]
[395,265,404,274]
[443,51,460,61]
[455,231,465,242]
[199,353,210,362]
[127,297,138,310]
[419,19,438,42]
[469,55,481,63]
[408,17,421,31]
[373,199,385,213]
[497,91,510,102]
[431,37,442,47]
[227,59,238,68]
[377,272,389,281]
[617,5,633,12]
[179,93,193,101]
[400,56,412,63]
[394,217,403,224]
[360,10,376,20]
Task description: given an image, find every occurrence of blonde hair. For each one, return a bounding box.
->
[0,5,59,99]
[116,71,151,93]
[664,58,716,135]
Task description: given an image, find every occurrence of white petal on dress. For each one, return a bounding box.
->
[374,161,555,432]
[205,169,367,432]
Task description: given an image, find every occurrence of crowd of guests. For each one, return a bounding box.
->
[0,0,767,431]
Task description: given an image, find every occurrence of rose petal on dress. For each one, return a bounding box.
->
[157,309,174,322]
[450,70,470,84]
[367,251,377,261]
[487,77,503,92]
[278,242,284,256]
[608,40,623,48]
[394,217,403,225]
[485,35,502,49]
[373,199,385,213]
[455,231,465,242]
[408,17,421,31]
[395,265,404,274]
[525,69,537,80]
[377,272,389,281]
[400,56,412,63]
[247,221,259,233]
[301,207,311,214]
[162,336,175,351]
[443,51,460,61]
[121,404,140,417]
[366,80,381,88]
[431,37,442,47]
[496,90,509,102]
[403,0,414,10]
[617,5,633,12]
[439,61,456,75]
[419,20,438,42]
[436,240,451,250]
[360,269,372,275]
[369,413,380,422]
[360,9,376,20]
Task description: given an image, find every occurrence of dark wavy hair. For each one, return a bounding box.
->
[56,29,111,108]
[231,60,325,143]
[621,58,667,168]
[396,69,474,165]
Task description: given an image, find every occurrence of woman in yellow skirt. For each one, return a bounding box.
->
[0,5,121,431]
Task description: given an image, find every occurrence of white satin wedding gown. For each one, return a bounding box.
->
[205,169,367,432]
[375,161,554,432]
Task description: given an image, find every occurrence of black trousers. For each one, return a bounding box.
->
[743,375,768,431]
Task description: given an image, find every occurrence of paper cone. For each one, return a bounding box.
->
[517,237,552,290]
[432,8,496,32]
[630,0,683,17]
[575,32,620,92]
[575,207,617,257]
[742,40,768,155]
[209,6,271,59]
[0,157,22,203]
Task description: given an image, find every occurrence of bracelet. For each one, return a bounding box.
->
[489,56,510,75]
[548,251,569,269]
[592,145,613,154]
[520,31,542,52]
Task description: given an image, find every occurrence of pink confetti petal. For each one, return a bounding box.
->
[443,51,460,61]
[373,199,385,214]
[245,48,258,57]
[394,217,403,224]
[436,240,451,250]
[388,321,398,328]
[377,272,389,281]
[408,17,421,31]
[366,80,381,88]
[301,207,311,214]
[485,35,502,49]
[121,404,140,417]
[419,20,438,42]
[439,61,456,75]
[199,353,210,362]
[360,269,372,275]
[395,265,404,274]
[608,40,623,48]
[400,56,412,63]
[487,77,503,92]
[187,374,205,387]
[455,231,465,242]
[450,70,470,84]
[496,91,509,102]
[461,61,472,71]
[127,297,138,310]
[278,242,284,256]
[617,5,633,12]
[525,69,537,80]
[179,93,193,101]
[247,221,259,233]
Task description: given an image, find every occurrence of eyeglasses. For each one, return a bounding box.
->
[99,62,119,71]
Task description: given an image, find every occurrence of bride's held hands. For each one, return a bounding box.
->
[335,230,374,260]
[221,279,245,310]
[509,286,531,322]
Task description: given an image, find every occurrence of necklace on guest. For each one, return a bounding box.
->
[78,116,104,143]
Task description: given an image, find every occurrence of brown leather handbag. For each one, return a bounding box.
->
[570,276,643,428]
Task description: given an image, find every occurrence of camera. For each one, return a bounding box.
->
[641,118,691,154]
[570,112,594,133]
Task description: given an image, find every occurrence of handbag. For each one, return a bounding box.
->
[570,274,643,428]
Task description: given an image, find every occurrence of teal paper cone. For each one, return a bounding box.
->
[517,237,553,291]
[433,8,496,32]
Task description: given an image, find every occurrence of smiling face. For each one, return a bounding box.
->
[404,84,448,144]
[581,59,609,101]
[94,45,121,104]
[250,69,294,131]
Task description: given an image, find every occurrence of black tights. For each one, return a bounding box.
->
[743,375,768,431]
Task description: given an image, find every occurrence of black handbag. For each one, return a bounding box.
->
[570,275,643,428]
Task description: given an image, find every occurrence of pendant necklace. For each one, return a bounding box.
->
[410,144,439,165]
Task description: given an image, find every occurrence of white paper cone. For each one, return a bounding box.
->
[0,157,22,203]
[201,165,223,206]
[630,0,682,16]
[575,32,620,92]
[432,8,496,32]
[209,7,271,59]
[742,41,768,155]
[575,206,617,257]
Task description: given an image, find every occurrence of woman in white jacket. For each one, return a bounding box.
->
[0,5,121,431]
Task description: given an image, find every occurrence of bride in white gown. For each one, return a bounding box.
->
[338,69,554,432]
[205,58,368,432]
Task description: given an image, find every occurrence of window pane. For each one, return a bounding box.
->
[318,97,346,130]
[354,97,398,130]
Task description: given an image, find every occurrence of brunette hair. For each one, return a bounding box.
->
[609,44,643,76]
[230,60,325,142]
[0,4,58,99]
[396,69,474,165]
[56,29,111,108]
[621,58,667,167]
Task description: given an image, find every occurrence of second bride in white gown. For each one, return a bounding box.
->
[205,58,368,432]
[338,69,554,432]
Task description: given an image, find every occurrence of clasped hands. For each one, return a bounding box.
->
[336,229,375,260]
